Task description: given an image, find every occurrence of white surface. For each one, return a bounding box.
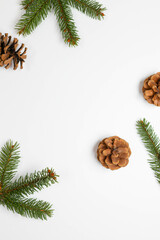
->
[1,0,160,239]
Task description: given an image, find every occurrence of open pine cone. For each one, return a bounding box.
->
[0,33,27,70]
[142,72,160,106]
[97,136,131,170]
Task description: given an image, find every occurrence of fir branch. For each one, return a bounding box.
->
[3,195,53,220]
[0,141,20,190]
[136,119,160,184]
[66,0,106,20]
[0,141,59,220]
[16,0,53,35]
[52,0,80,46]
[16,0,106,46]
[4,168,58,197]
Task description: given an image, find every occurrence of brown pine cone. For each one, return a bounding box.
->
[0,33,27,70]
[142,72,160,106]
[97,136,131,170]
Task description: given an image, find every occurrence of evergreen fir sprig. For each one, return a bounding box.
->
[3,168,58,197]
[53,0,80,46]
[3,195,53,220]
[136,119,160,184]
[16,0,53,35]
[15,0,106,46]
[0,141,20,190]
[0,140,59,220]
[66,0,105,20]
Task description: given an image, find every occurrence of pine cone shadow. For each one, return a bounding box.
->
[139,80,144,95]
[93,140,100,159]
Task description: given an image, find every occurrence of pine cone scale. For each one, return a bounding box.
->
[111,156,119,165]
[103,149,111,156]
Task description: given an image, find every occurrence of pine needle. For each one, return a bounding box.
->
[136,119,160,184]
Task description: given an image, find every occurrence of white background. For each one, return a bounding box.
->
[0,0,160,239]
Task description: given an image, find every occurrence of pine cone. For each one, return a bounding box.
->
[0,33,27,70]
[142,72,160,106]
[97,136,131,170]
